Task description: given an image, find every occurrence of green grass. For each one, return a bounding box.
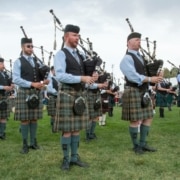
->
[0,106,180,180]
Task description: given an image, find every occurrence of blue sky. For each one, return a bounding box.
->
[0,0,180,88]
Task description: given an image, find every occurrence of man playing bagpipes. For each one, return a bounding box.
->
[53,24,98,170]
[0,57,14,140]
[120,32,163,154]
[13,37,49,154]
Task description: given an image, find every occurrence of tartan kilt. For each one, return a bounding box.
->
[87,90,102,119]
[47,95,57,116]
[121,87,153,121]
[54,84,89,132]
[0,97,10,119]
[101,95,109,113]
[108,95,115,108]
[156,92,167,107]
[14,88,43,121]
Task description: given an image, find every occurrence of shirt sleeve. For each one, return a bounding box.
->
[0,85,4,90]
[46,76,57,95]
[12,59,32,88]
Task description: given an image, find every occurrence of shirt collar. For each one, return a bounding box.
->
[64,46,77,54]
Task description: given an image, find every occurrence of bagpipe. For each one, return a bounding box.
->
[126,18,164,77]
[20,26,51,80]
[49,9,104,77]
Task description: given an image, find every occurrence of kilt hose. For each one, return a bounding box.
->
[14,88,43,121]
[121,87,153,121]
[54,84,89,132]
[156,92,167,107]
[87,90,102,119]
[0,96,10,119]
[47,95,57,116]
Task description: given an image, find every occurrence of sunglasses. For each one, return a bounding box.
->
[26,45,34,48]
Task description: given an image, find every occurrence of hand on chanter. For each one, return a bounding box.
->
[150,76,163,84]
[81,76,95,84]
[31,82,45,90]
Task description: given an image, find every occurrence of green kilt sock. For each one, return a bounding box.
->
[90,121,96,135]
[30,122,37,145]
[71,135,80,162]
[86,121,92,139]
[129,126,139,148]
[1,122,6,134]
[61,136,71,161]
[140,124,150,147]
[21,124,29,141]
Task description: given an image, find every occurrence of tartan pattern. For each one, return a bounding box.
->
[54,84,89,132]
[156,92,167,107]
[121,87,153,121]
[0,97,10,119]
[47,95,57,116]
[87,90,102,119]
[14,88,43,121]
[101,95,109,113]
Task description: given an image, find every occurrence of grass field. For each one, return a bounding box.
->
[0,106,180,180]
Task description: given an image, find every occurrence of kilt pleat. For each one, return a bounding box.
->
[87,91,102,119]
[156,92,167,107]
[0,97,10,119]
[121,87,153,121]
[54,84,89,132]
[14,88,43,121]
[47,95,57,116]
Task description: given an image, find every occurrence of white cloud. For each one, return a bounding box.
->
[0,12,26,21]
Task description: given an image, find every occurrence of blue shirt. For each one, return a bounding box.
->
[177,74,180,83]
[120,50,146,86]
[12,55,34,88]
[46,74,58,95]
[54,46,98,89]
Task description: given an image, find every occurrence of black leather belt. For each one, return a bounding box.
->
[47,93,57,98]
[87,89,99,93]
[62,83,85,91]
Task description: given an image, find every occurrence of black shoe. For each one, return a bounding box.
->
[29,139,40,150]
[142,144,157,152]
[0,133,6,140]
[70,156,89,168]
[133,146,144,155]
[29,144,40,150]
[20,145,29,154]
[89,133,97,140]
[61,157,69,171]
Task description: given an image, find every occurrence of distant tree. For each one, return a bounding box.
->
[163,68,170,78]
[170,67,179,77]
